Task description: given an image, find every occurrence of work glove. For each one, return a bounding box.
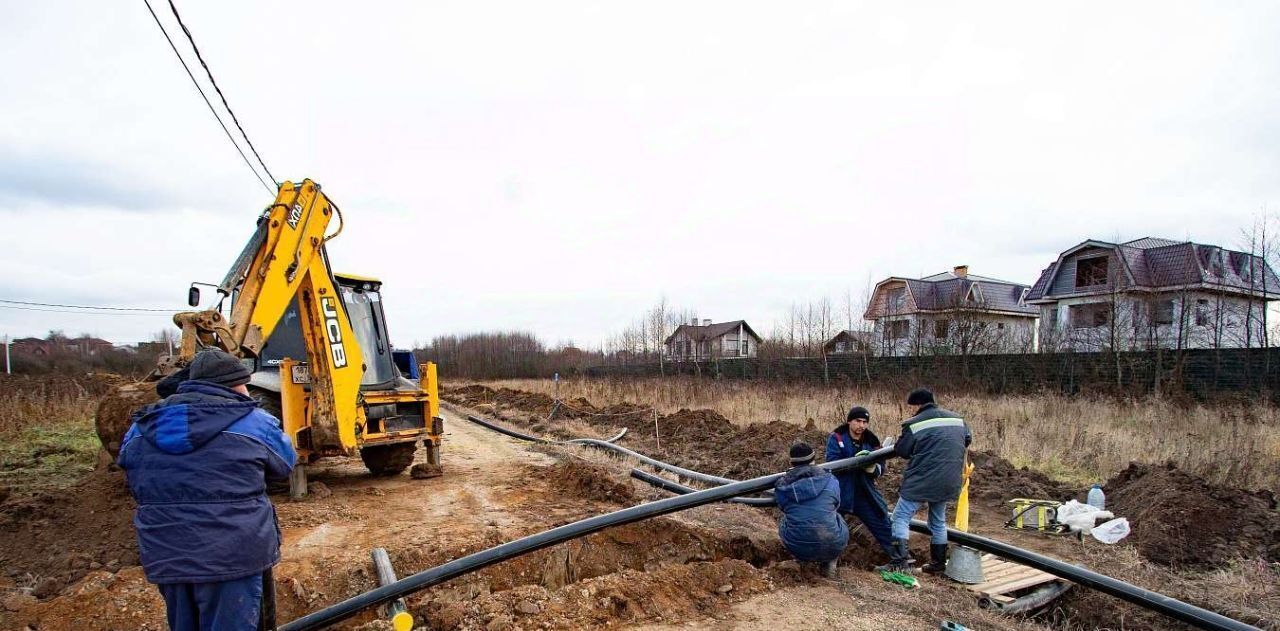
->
[855,450,877,474]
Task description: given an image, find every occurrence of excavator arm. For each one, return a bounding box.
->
[173,179,365,452]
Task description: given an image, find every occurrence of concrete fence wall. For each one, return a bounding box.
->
[585,348,1280,400]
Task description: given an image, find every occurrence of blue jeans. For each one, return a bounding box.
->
[157,572,263,631]
[890,498,948,544]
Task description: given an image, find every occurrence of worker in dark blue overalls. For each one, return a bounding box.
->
[826,406,895,564]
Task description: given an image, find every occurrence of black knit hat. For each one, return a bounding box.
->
[788,441,815,465]
[906,387,935,406]
[846,406,871,422]
[188,348,252,388]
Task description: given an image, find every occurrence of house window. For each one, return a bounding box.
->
[835,341,847,352]
[741,339,749,355]
[934,320,949,339]
[884,320,909,340]
[1195,299,1211,326]
[887,287,906,313]
[1070,303,1110,328]
[1075,257,1109,288]
[1048,308,1059,329]
[1154,300,1174,326]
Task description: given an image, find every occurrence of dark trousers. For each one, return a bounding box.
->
[846,489,894,552]
[158,572,263,631]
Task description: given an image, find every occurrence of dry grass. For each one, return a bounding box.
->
[462,377,1280,491]
[0,377,103,492]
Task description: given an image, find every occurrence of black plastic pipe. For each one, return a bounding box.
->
[462,413,626,445]
[629,467,1258,631]
[931,524,1259,631]
[276,447,895,631]
[628,468,776,506]
[465,413,736,486]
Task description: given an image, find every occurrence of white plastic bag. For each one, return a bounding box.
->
[1090,517,1131,544]
[1057,500,1113,532]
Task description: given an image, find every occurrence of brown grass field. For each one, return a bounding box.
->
[476,376,1280,492]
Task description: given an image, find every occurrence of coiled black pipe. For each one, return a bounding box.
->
[631,468,1259,631]
[465,413,736,486]
[462,413,627,445]
[628,468,776,506]
[275,448,895,631]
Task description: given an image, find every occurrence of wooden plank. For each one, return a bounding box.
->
[982,574,1058,597]
[975,563,1035,582]
[969,568,1044,593]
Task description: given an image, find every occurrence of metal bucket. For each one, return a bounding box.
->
[945,545,985,584]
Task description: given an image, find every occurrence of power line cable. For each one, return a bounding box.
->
[0,305,175,317]
[166,0,278,187]
[141,0,275,195]
[0,299,178,312]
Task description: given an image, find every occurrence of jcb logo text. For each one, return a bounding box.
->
[321,297,348,368]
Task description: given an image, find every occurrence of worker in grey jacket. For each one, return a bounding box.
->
[878,388,970,574]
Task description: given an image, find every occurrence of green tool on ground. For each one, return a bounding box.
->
[879,569,920,589]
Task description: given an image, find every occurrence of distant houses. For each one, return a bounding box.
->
[633,237,1280,364]
[863,266,1038,356]
[1027,237,1280,351]
[664,319,761,362]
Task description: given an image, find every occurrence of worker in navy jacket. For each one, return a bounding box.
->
[880,388,971,574]
[825,406,894,558]
[118,349,296,631]
[774,441,849,578]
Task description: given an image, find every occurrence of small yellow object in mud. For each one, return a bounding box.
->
[392,610,413,631]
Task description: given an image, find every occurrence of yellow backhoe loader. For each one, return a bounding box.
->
[96,179,442,492]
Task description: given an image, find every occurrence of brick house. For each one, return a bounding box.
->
[664,319,761,361]
[864,266,1038,356]
[1026,237,1280,350]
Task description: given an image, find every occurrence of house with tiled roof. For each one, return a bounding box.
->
[864,266,1038,356]
[1026,237,1280,350]
[664,319,761,361]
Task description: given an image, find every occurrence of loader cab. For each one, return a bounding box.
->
[248,273,400,391]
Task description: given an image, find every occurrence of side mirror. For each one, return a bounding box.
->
[188,286,201,308]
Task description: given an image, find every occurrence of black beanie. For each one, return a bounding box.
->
[846,406,871,422]
[789,441,815,465]
[906,387,934,406]
[188,349,252,388]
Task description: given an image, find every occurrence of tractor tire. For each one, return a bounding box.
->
[360,442,417,476]
[247,388,284,424]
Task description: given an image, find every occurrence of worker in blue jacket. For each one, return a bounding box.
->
[774,441,849,578]
[118,349,296,631]
[825,406,894,560]
[880,388,971,574]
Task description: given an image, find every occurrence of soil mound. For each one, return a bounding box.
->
[1105,462,1279,568]
[0,470,138,597]
[968,450,1075,502]
[545,461,635,504]
[94,383,159,459]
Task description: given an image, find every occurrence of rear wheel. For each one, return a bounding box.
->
[360,442,417,476]
[247,388,284,424]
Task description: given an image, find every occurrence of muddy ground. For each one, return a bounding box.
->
[0,383,1274,630]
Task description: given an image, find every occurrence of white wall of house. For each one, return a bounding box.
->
[1037,291,1270,351]
[665,325,759,361]
[872,313,1036,356]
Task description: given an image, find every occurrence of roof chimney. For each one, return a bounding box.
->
[702,319,711,326]
[954,265,969,278]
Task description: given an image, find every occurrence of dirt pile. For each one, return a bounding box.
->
[968,450,1076,502]
[0,470,138,597]
[412,559,770,631]
[94,382,159,458]
[545,460,635,504]
[1105,462,1279,568]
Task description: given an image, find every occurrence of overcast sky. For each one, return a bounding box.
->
[2,1,1279,348]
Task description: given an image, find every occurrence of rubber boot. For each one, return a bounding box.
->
[822,559,838,579]
[922,543,948,574]
[874,539,911,573]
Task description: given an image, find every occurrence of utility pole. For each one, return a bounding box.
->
[3,334,10,375]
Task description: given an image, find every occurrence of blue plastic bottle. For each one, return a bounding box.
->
[1087,484,1106,510]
